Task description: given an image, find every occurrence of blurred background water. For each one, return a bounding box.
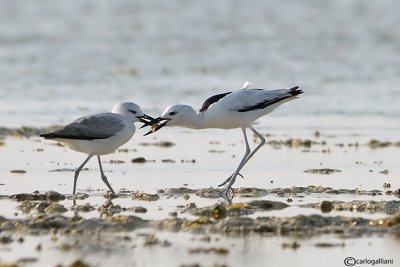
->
[0,0,399,134]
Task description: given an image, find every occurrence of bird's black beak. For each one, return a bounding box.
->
[139,116,160,129]
[136,114,155,124]
[143,117,170,136]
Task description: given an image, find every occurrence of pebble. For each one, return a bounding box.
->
[131,157,147,163]
[10,170,27,174]
[319,201,334,213]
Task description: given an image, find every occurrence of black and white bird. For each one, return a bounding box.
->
[40,102,152,195]
[145,83,303,196]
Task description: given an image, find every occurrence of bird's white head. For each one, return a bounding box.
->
[112,102,149,123]
[142,104,200,135]
[159,104,198,127]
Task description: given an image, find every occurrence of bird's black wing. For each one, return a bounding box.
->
[199,91,232,112]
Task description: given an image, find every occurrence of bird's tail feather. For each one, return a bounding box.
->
[288,86,303,96]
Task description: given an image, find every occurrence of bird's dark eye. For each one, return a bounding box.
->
[169,111,177,116]
[129,110,137,114]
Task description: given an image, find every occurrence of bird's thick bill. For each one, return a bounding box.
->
[136,114,155,124]
[143,117,170,136]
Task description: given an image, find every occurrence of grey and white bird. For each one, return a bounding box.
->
[144,84,303,196]
[40,102,152,195]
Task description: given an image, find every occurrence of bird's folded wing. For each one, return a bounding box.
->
[41,113,125,140]
[227,88,301,112]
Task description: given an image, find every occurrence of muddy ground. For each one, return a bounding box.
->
[0,127,399,267]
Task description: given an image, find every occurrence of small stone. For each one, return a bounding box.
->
[0,236,13,244]
[132,207,147,213]
[315,242,345,248]
[319,201,333,213]
[10,169,26,174]
[131,157,147,163]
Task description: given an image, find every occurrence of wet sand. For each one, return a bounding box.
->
[1,0,400,266]
[0,127,399,267]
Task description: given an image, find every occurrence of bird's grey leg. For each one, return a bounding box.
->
[73,154,94,195]
[218,173,243,187]
[242,126,266,166]
[220,127,251,196]
[97,156,116,194]
[227,127,266,177]
[218,126,266,188]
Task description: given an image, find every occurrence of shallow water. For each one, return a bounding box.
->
[0,0,399,131]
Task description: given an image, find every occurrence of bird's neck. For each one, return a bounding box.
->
[179,110,205,129]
